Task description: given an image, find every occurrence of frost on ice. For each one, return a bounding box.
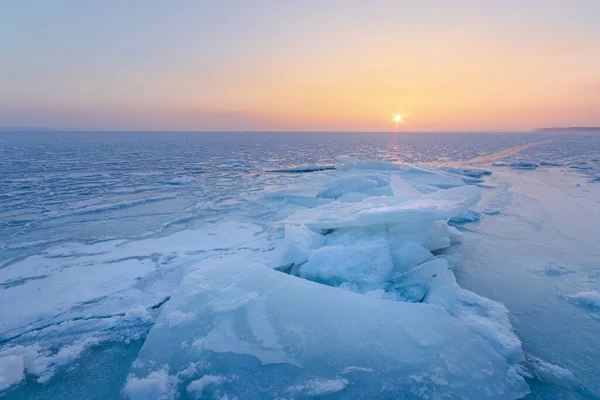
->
[121,367,179,400]
[125,160,530,399]
[567,291,600,311]
[0,355,24,391]
[521,355,577,387]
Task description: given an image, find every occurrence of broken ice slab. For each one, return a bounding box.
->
[124,260,528,399]
[282,185,481,230]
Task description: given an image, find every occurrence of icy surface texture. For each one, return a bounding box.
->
[2,132,600,398]
[0,220,275,393]
[127,261,528,400]
[449,209,481,225]
[455,167,600,398]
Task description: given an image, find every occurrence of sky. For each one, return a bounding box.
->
[1,0,599,132]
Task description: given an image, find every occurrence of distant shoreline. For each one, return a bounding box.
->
[535,127,600,132]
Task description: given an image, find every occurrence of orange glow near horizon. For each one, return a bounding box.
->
[126,35,598,132]
[1,2,599,131]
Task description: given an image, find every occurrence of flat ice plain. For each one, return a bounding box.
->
[1,132,600,399]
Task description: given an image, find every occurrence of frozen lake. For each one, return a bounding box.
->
[1,131,600,399]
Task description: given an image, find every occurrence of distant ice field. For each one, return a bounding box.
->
[2,131,600,262]
[1,131,600,399]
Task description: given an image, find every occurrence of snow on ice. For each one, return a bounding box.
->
[567,291,600,311]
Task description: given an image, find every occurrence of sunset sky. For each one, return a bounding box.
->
[1,0,599,132]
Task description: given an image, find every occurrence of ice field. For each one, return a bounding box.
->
[1,131,600,399]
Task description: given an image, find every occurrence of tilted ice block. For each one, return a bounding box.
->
[386,258,449,302]
[321,226,388,247]
[426,269,524,365]
[281,224,324,266]
[389,240,433,273]
[449,209,481,225]
[298,239,393,290]
[263,192,331,208]
[334,158,470,189]
[442,167,492,178]
[387,220,458,252]
[394,258,449,289]
[336,155,405,171]
[403,165,467,188]
[0,220,268,341]
[125,260,528,400]
[283,185,481,230]
[316,176,379,199]
[390,174,422,199]
[336,192,369,203]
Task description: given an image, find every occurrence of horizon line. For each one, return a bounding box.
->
[0,126,548,134]
[2,126,599,134]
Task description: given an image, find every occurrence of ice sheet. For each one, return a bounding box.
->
[283,185,480,229]
[0,220,276,391]
[455,166,600,397]
[126,261,528,399]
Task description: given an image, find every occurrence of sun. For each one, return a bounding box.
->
[394,114,403,123]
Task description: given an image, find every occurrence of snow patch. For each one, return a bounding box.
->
[524,355,576,387]
[0,355,24,391]
[539,262,574,277]
[122,368,179,400]
[287,378,349,396]
[187,374,228,396]
[125,307,153,323]
[567,291,600,310]
[0,338,100,385]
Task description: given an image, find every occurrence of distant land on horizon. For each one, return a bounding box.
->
[535,127,600,132]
